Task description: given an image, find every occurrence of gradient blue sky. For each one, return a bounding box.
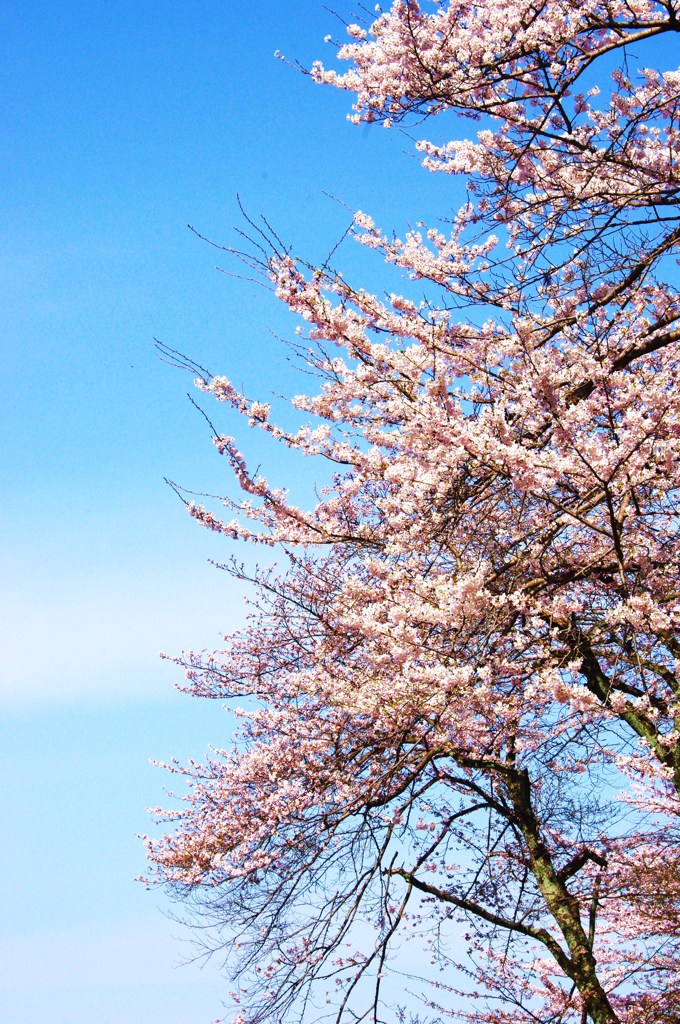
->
[1,3,466,1022]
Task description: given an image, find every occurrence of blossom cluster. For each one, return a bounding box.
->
[148,5,680,1023]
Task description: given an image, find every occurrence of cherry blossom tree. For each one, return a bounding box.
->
[146,3,680,1023]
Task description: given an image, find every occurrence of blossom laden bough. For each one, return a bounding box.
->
[147,4,680,1023]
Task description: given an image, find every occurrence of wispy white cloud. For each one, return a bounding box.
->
[1,568,244,708]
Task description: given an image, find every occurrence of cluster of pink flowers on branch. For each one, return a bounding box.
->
[314,0,680,286]
[147,3,680,1023]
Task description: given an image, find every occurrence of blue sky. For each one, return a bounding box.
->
[1,3,465,1022]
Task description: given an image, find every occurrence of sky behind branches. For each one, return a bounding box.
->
[1,2,465,1022]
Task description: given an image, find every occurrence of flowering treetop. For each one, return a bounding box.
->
[147,4,680,1023]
